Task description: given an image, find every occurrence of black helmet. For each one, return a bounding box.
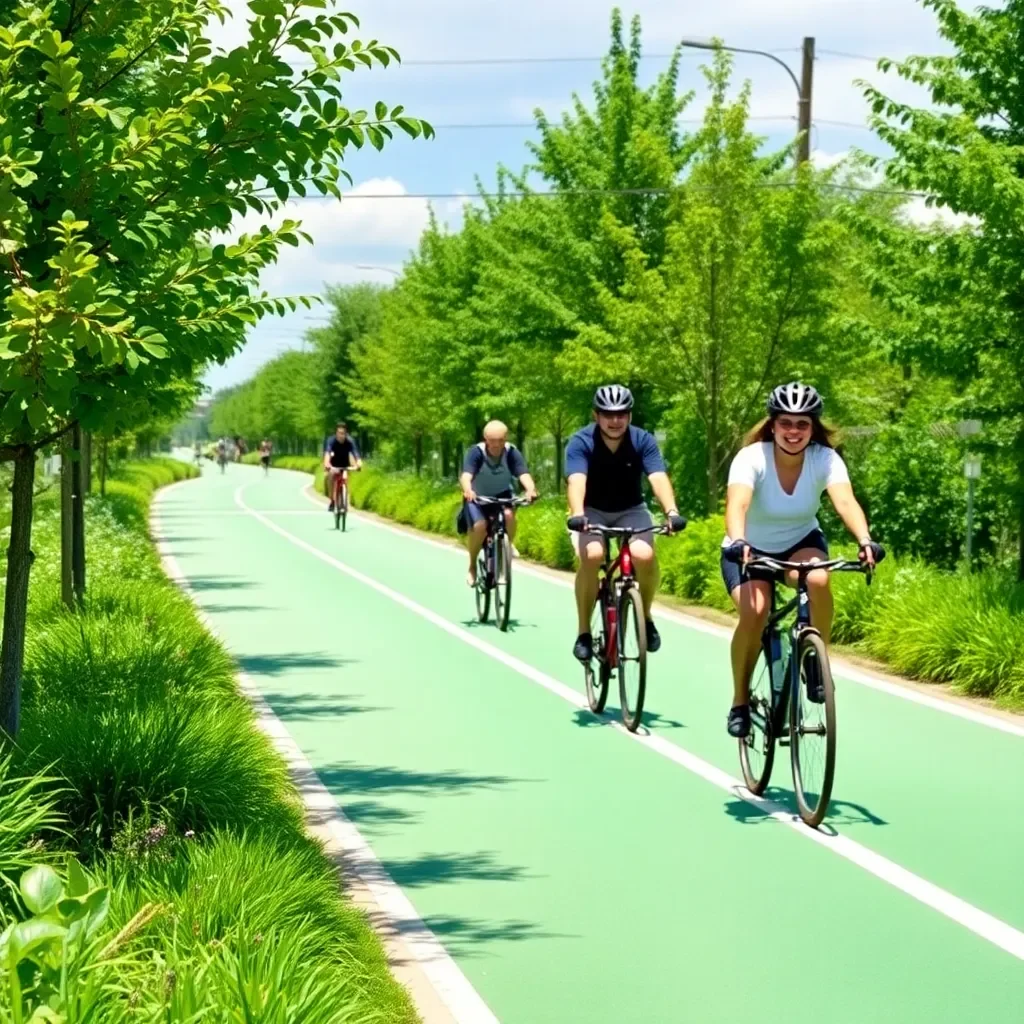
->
[767,382,823,418]
[593,384,634,413]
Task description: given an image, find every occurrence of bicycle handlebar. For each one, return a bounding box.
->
[474,496,534,508]
[740,555,873,583]
[567,522,674,537]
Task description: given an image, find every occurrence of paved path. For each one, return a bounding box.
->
[156,463,1024,1023]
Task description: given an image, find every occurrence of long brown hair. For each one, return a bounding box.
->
[742,416,838,450]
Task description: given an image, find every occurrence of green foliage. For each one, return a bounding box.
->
[0,456,417,1022]
[859,0,1024,575]
[0,0,430,446]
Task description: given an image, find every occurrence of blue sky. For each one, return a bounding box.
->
[203,0,954,393]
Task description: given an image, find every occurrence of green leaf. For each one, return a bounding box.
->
[375,100,387,120]
[21,865,63,915]
[8,918,67,964]
[65,857,90,899]
[25,398,49,431]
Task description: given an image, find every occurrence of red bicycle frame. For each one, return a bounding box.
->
[331,467,349,504]
[597,538,636,670]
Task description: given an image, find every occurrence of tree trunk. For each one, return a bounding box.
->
[1018,423,1024,582]
[100,437,108,497]
[0,450,36,737]
[515,420,526,451]
[554,425,564,491]
[82,431,92,493]
[71,424,86,603]
[414,434,423,476]
[61,438,74,609]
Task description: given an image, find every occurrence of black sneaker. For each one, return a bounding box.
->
[573,633,594,662]
[327,501,335,513]
[646,620,661,653]
[727,705,751,738]
[804,651,825,704]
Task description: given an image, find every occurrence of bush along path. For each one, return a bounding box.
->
[0,458,417,1022]
[256,457,1024,710]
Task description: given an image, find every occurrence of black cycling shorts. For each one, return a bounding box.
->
[720,528,829,595]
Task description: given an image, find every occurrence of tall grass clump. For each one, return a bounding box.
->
[0,455,419,1022]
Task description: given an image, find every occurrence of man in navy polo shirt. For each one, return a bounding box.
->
[565,385,686,661]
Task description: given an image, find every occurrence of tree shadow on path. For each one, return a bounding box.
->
[237,652,355,678]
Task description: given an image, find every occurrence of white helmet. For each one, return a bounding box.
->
[767,382,823,418]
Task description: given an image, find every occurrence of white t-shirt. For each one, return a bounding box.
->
[724,442,850,552]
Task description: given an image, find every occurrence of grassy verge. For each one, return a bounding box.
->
[251,457,1024,709]
[0,457,417,1022]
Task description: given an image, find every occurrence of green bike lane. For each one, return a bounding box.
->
[155,465,1024,1024]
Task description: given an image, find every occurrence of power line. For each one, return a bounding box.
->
[426,115,871,131]
[252,182,928,201]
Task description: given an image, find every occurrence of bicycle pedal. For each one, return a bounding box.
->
[778,735,791,747]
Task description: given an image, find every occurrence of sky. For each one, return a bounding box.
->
[202,0,957,393]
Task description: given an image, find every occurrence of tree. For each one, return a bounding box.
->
[565,49,838,512]
[0,0,431,734]
[861,0,1024,576]
[306,282,385,438]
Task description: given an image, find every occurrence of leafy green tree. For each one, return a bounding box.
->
[0,0,430,734]
[568,50,838,512]
[306,282,385,438]
[861,0,1024,576]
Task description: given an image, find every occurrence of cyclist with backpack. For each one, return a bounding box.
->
[459,421,538,587]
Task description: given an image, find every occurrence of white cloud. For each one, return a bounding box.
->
[900,197,979,229]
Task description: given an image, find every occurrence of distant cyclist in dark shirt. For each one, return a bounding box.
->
[565,385,686,662]
[323,422,362,512]
[460,420,538,587]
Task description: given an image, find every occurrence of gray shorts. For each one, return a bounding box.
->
[571,504,655,555]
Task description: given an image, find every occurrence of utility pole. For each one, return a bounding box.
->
[798,36,815,166]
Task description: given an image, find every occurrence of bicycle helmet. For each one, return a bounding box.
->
[593,384,634,413]
[767,382,823,418]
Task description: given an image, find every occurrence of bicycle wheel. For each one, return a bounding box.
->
[790,630,836,828]
[494,534,512,631]
[738,637,778,795]
[584,593,611,714]
[474,546,491,622]
[617,586,647,732]
[340,482,348,532]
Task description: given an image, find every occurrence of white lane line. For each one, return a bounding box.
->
[294,481,1024,740]
[239,481,1024,962]
[152,483,500,1024]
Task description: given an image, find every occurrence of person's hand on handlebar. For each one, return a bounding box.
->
[463,487,477,503]
[723,538,751,565]
[858,538,885,568]
[524,486,539,503]
[665,509,687,534]
[567,514,588,533]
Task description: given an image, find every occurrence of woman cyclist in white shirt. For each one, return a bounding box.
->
[721,383,884,739]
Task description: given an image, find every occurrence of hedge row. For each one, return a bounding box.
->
[253,458,1024,708]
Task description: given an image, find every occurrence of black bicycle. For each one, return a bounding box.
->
[730,554,871,828]
[473,496,531,631]
[568,521,676,732]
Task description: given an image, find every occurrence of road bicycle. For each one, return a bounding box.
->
[728,554,872,828]
[217,450,227,474]
[328,465,360,531]
[473,496,531,632]
[569,521,676,732]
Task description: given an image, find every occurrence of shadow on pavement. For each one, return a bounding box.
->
[262,690,383,720]
[386,850,531,888]
[570,707,687,730]
[317,761,521,798]
[413,915,575,959]
[200,603,277,615]
[723,786,888,827]
[188,575,256,592]
[237,652,354,677]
